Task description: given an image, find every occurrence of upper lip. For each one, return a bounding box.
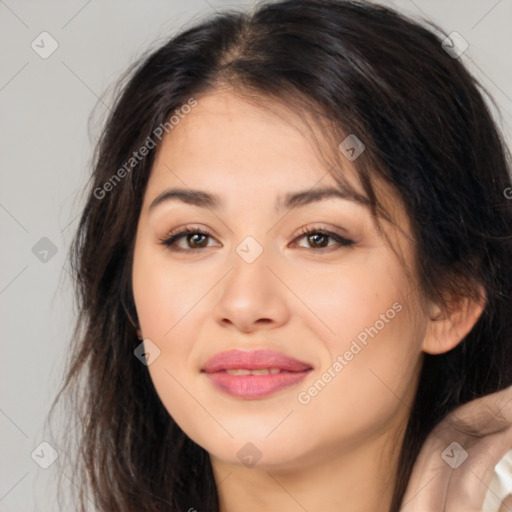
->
[202,349,313,373]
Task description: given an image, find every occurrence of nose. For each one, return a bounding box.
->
[212,245,291,334]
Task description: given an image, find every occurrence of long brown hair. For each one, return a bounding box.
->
[47,1,512,510]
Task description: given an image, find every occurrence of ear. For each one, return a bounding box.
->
[421,286,486,355]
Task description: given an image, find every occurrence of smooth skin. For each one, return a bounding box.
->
[132,89,490,512]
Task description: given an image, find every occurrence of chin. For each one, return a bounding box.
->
[193,430,317,471]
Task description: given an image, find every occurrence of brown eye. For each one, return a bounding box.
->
[307,232,329,248]
[187,233,208,248]
[158,227,218,251]
[294,227,354,250]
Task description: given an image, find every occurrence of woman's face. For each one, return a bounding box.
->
[132,89,429,471]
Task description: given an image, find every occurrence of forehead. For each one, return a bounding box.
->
[147,89,362,196]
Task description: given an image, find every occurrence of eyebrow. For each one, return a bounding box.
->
[148,186,366,213]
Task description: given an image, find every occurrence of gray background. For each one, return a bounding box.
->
[1,0,511,510]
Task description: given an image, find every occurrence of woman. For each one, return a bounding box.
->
[48,0,512,510]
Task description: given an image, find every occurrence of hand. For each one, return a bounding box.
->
[400,385,512,512]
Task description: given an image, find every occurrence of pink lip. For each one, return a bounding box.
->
[202,349,313,399]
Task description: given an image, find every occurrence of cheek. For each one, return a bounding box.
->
[291,256,424,421]
[292,304,423,453]
[131,248,204,426]
[132,245,205,340]
[303,290,424,425]
[287,250,411,345]
[132,246,212,397]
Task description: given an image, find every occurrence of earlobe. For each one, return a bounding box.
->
[421,287,486,355]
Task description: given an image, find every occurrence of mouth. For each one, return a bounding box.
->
[201,349,313,399]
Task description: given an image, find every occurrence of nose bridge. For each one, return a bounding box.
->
[227,233,273,301]
[212,233,290,331]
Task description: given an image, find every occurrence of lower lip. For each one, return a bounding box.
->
[204,370,311,399]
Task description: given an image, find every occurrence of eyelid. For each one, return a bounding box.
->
[294,224,352,240]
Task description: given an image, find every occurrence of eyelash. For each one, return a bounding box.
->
[157,225,355,252]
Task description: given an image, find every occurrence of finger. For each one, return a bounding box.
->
[401,386,512,511]
[445,385,512,438]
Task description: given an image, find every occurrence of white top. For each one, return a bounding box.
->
[483,449,512,511]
